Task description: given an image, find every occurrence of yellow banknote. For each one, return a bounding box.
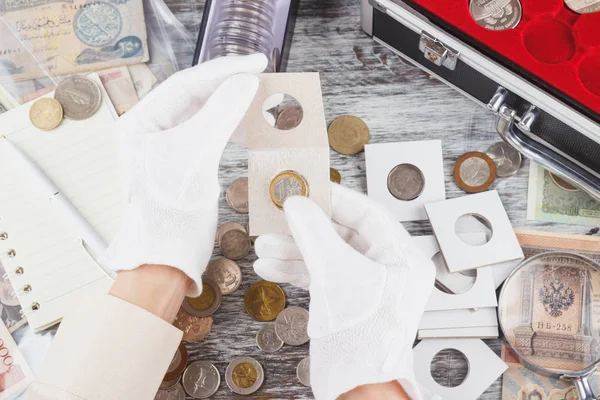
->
[0,0,148,81]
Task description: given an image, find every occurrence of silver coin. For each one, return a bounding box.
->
[155,383,186,400]
[274,306,309,346]
[256,324,284,353]
[226,178,249,214]
[183,279,223,318]
[220,229,251,260]
[469,0,522,31]
[459,157,491,187]
[182,361,221,399]
[216,222,246,246]
[225,356,264,395]
[565,0,600,13]
[296,356,311,387]
[387,163,425,201]
[486,141,522,177]
[160,375,181,390]
[54,76,102,120]
[204,258,242,295]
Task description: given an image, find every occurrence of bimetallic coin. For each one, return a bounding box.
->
[469,0,522,30]
[217,222,246,246]
[274,306,310,346]
[275,105,303,130]
[269,170,309,209]
[387,163,425,201]
[225,357,264,395]
[226,177,249,214]
[244,281,286,321]
[182,361,220,399]
[173,307,213,343]
[160,375,181,390]
[29,98,63,131]
[183,280,222,318]
[164,343,188,380]
[330,167,342,184]
[328,115,370,155]
[54,76,102,120]
[565,0,600,13]
[154,383,186,400]
[485,141,522,177]
[256,323,284,353]
[297,356,311,387]
[219,229,251,260]
[205,258,242,295]
[453,152,496,193]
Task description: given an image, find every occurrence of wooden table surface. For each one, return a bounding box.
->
[125,0,600,398]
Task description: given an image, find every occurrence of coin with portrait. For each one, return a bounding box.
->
[225,357,264,395]
[469,0,522,31]
[256,323,284,353]
[275,306,310,346]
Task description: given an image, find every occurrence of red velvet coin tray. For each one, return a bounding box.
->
[404,0,600,115]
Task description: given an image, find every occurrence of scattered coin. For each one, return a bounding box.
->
[269,170,310,209]
[275,306,310,346]
[54,75,102,120]
[164,342,188,381]
[173,307,213,343]
[29,98,63,131]
[486,141,522,177]
[225,356,264,395]
[565,0,600,13]
[550,172,580,191]
[328,115,370,155]
[387,163,425,201]
[182,361,220,399]
[220,229,251,260]
[226,177,249,214]
[217,222,246,247]
[469,0,522,31]
[330,167,342,184]
[205,258,242,295]
[453,152,496,193]
[160,375,182,390]
[183,280,222,318]
[245,280,286,321]
[275,105,304,130]
[256,323,284,353]
[155,383,186,400]
[296,356,311,387]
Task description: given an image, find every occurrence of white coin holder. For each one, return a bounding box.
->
[418,326,499,339]
[419,308,498,330]
[413,339,508,400]
[365,140,445,221]
[425,191,524,273]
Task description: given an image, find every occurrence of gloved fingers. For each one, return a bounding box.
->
[253,258,310,290]
[255,233,303,260]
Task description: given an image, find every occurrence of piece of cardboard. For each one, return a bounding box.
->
[426,265,498,311]
[418,326,499,339]
[419,308,498,330]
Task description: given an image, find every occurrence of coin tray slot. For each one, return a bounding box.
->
[364,140,445,222]
[406,0,600,114]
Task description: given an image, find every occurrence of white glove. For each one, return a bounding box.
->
[254,184,436,400]
[102,54,267,296]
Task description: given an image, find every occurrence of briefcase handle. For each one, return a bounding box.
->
[493,94,600,202]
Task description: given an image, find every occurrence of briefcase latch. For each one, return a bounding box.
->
[419,32,459,71]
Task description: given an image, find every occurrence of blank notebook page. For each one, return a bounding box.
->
[0,74,120,332]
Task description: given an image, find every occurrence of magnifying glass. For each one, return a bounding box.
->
[499,251,600,400]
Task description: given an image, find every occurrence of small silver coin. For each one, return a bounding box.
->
[256,324,284,353]
[159,375,181,390]
[226,177,249,214]
[225,356,264,395]
[485,141,522,177]
[296,356,311,387]
[216,222,246,247]
[182,361,221,399]
[154,383,186,400]
[54,76,102,120]
[220,229,251,260]
[274,306,309,346]
[469,0,522,31]
[387,163,425,201]
[565,0,600,13]
[459,157,491,187]
[204,258,242,295]
[183,279,223,318]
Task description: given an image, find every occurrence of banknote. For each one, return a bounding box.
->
[0,263,26,334]
[128,63,157,99]
[0,317,33,399]
[527,162,600,226]
[98,66,138,115]
[0,84,18,114]
[0,0,149,82]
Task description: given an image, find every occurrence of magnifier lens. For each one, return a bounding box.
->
[500,253,600,374]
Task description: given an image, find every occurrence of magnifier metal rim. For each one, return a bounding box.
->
[498,251,600,379]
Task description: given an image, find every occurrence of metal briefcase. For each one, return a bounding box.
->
[361,0,600,201]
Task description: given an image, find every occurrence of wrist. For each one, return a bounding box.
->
[109,264,192,323]
[338,382,409,400]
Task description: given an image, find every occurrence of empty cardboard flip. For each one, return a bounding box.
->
[426,265,497,311]
[418,326,499,340]
[425,191,524,273]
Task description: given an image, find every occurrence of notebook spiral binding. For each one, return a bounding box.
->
[0,235,39,314]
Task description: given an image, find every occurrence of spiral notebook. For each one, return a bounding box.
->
[0,74,121,332]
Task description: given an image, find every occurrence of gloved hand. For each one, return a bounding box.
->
[102,54,267,296]
[254,184,436,400]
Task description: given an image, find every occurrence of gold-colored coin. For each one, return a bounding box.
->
[29,98,63,131]
[327,115,370,155]
[330,167,342,184]
[232,362,257,388]
[244,281,286,321]
[188,282,215,310]
[269,170,309,209]
[183,279,222,317]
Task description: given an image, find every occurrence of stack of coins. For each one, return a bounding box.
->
[226,177,249,214]
[155,343,188,398]
[217,222,251,260]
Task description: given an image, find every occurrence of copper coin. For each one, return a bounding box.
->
[183,280,222,318]
[226,177,249,214]
[550,173,580,192]
[220,229,251,260]
[173,307,213,343]
[159,375,181,390]
[275,105,303,130]
[205,258,242,295]
[330,167,342,184]
[164,342,188,380]
[453,152,496,193]
[328,115,370,155]
[216,222,246,247]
